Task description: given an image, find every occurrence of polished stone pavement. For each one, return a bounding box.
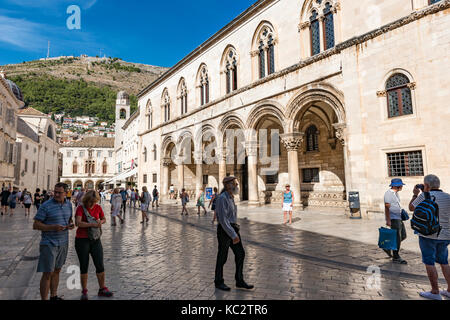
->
[0,201,446,300]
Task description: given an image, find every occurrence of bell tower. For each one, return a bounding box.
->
[114,91,130,152]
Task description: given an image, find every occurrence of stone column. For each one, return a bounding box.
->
[246,140,259,205]
[162,157,171,198]
[218,151,227,190]
[281,132,304,208]
[177,163,184,191]
[194,150,203,196]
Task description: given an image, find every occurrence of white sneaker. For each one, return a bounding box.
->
[440,290,450,298]
[419,291,442,300]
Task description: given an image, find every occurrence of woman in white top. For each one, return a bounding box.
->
[110,188,124,226]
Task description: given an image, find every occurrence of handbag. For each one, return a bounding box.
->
[378,227,398,251]
[82,205,102,241]
[401,209,410,221]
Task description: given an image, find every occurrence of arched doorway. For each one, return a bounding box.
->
[63,180,72,190]
[96,180,105,191]
[74,180,83,189]
[85,180,94,190]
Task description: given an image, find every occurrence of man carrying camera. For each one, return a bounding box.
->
[409,174,450,300]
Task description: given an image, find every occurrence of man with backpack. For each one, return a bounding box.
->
[152,186,159,208]
[384,178,408,264]
[409,174,450,300]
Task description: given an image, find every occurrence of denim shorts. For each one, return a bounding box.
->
[37,244,69,273]
[419,236,450,266]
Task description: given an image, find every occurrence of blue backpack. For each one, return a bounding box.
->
[411,192,441,236]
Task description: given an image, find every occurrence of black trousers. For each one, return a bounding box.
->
[214,224,245,285]
[75,238,105,274]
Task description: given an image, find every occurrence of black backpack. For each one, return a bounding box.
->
[411,192,441,236]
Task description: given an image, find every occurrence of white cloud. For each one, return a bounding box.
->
[0,16,46,50]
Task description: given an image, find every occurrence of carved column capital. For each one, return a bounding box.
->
[376,90,387,97]
[334,2,341,13]
[250,50,259,57]
[332,123,347,146]
[298,21,310,32]
[162,157,172,167]
[407,82,416,90]
[280,132,305,152]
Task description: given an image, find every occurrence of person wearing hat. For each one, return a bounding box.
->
[282,184,294,225]
[383,178,408,264]
[214,176,254,291]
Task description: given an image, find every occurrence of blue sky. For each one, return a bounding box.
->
[0,0,258,67]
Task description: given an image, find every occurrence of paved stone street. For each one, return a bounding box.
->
[0,201,447,300]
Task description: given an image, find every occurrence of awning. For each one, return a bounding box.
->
[105,167,138,184]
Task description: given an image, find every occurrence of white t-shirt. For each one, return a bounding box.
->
[412,190,450,241]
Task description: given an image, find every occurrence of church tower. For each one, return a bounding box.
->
[114,91,130,153]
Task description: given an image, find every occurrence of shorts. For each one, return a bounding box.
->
[419,236,450,266]
[37,244,69,273]
[283,202,293,212]
[141,204,149,212]
[9,203,16,209]
[153,196,159,201]
[1,200,8,206]
[24,203,31,209]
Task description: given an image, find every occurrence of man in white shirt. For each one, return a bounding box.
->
[409,174,450,300]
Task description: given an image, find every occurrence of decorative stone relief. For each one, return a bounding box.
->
[332,123,346,146]
[280,132,305,152]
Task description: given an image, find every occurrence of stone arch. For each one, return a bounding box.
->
[246,101,287,133]
[251,20,278,51]
[379,68,415,91]
[161,135,175,158]
[286,82,346,133]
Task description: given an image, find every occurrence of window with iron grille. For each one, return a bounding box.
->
[323,3,335,50]
[429,0,441,4]
[267,36,275,75]
[386,74,413,118]
[387,151,424,177]
[153,174,157,183]
[266,173,278,184]
[310,10,320,56]
[259,41,265,79]
[306,125,319,152]
[303,168,320,183]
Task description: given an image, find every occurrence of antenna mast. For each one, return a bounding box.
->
[47,41,50,60]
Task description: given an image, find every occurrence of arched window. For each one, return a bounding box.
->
[146,100,153,130]
[120,109,126,119]
[153,144,157,161]
[198,65,210,106]
[162,89,170,122]
[102,161,108,174]
[310,10,320,56]
[47,125,55,140]
[429,0,441,4]
[306,125,319,152]
[178,78,188,115]
[386,74,413,118]
[224,47,238,94]
[323,2,335,50]
[73,162,78,174]
[255,24,276,79]
[144,147,148,162]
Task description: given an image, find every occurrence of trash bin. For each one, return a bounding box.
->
[348,191,362,219]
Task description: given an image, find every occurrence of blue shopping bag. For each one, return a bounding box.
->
[378,227,398,251]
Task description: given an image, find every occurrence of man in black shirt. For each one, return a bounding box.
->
[34,188,43,210]
[1,187,11,216]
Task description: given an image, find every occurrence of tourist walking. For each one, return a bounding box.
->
[408,174,450,300]
[152,186,159,208]
[17,189,23,208]
[126,187,132,207]
[66,189,72,203]
[140,186,151,224]
[383,178,408,264]
[22,189,33,216]
[180,188,189,216]
[120,188,127,217]
[8,188,18,216]
[282,184,294,225]
[110,188,124,226]
[1,187,11,216]
[74,190,113,300]
[33,183,74,300]
[214,176,254,291]
[169,184,175,199]
[196,189,207,215]
[34,189,43,211]
[130,189,137,208]
[75,188,85,208]
[209,187,219,223]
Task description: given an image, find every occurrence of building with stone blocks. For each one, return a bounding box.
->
[60,137,115,190]
[136,0,450,216]
[15,106,59,192]
[0,72,24,189]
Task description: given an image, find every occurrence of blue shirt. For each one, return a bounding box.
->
[120,190,127,201]
[215,191,238,240]
[283,191,293,203]
[34,198,73,246]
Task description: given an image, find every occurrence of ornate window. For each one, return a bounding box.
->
[387,151,423,177]
[162,89,171,122]
[385,74,413,118]
[146,100,153,130]
[255,24,276,79]
[323,2,335,50]
[310,10,320,56]
[198,65,210,106]
[178,78,188,115]
[102,161,108,174]
[73,162,78,174]
[224,47,238,94]
[306,125,319,151]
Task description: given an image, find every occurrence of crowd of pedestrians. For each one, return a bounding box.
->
[0,187,52,217]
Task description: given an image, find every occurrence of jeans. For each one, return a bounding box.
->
[391,219,407,258]
[214,224,245,285]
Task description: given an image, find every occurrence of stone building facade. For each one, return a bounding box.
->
[0,72,24,189]
[137,0,450,215]
[60,137,115,190]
